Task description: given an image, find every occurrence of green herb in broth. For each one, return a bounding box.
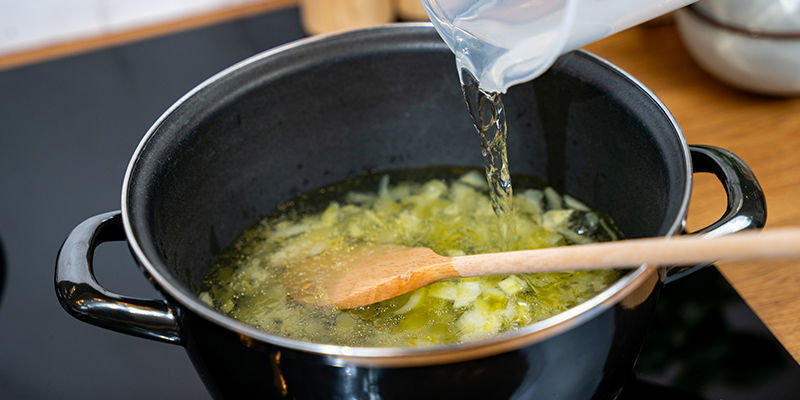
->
[198,169,623,347]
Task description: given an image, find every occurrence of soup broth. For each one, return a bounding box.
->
[198,168,623,347]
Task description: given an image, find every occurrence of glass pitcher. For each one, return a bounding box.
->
[422,0,695,92]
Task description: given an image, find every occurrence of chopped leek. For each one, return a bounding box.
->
[198,170,622,347]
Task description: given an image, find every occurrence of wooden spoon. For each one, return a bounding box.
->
[286,227,800,309]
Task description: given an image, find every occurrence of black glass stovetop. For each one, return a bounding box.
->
[0,6,798,399]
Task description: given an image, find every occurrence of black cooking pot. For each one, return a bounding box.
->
[55,24,765,399]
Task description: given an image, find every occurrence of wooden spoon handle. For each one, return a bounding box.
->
[450,228,800,277]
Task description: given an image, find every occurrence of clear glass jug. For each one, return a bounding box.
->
[422,0,695,93]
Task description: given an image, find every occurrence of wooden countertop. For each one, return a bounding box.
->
[0,0,297,71]
[4,2,796,364]
[588,23,800,363]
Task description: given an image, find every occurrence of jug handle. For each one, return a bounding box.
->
[664,145,767,283]
[55,211,182,345]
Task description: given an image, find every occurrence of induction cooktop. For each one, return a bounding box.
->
[0,6,797,399]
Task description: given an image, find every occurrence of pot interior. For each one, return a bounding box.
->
[125,25,688,300]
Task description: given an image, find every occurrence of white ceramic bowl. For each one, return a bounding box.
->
[675,2,800,95]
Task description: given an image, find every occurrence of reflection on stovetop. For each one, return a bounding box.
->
[0,6,798,399]
[625,267,800,399]
[619,378,707,400]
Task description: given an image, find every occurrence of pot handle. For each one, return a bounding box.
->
[55,211,183,345]
[664,145,767,283]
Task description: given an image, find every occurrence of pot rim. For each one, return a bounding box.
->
[686,3,800,40]
[120,23,691,367]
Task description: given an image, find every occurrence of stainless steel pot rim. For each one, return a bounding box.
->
[686,3,800,40]
[120,23,692,366]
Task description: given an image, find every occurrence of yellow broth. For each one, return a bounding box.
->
[198,169,623,347]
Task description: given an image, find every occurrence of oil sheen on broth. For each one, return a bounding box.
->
[198,169,623,347]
